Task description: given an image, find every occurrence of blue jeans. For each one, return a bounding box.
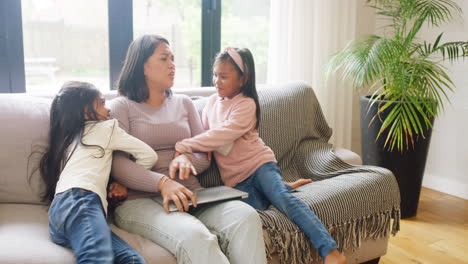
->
[234,162,338,258]
[48,188,145,264]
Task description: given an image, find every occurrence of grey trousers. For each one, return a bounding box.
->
[114,198,267,264]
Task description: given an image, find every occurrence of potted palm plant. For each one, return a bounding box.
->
[327,0,468,218]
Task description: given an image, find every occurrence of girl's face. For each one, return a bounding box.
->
[144,42,175,91]
[93,96,111,121]
[213,61,244,99]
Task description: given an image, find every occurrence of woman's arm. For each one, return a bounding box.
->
[111,147,162,193]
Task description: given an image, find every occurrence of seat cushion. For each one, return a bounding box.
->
[0,204,73,264]
[0,204,175,264]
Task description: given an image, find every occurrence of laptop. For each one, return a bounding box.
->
[152,186,249,212]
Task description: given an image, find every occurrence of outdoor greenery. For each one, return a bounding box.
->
[23,0,270,91]
[221,0,270,83]
[327,0,468,151]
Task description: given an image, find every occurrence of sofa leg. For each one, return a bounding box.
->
[360,257,380,264]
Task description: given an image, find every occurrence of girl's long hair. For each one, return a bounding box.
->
[214,48,261,128]
[39,81,101,203]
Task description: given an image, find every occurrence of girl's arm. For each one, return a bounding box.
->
[175,98,256,154]
[109,120,157,169]
[182,96,211,173]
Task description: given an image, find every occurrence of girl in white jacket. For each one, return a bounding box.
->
[39,81,157,264]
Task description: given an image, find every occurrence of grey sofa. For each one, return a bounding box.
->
[0,81,400,264]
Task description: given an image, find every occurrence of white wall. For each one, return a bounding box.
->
[351,0,468,199]
[419,0,468,199]
[351,1,377,153]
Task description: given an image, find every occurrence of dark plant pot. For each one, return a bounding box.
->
[360,96,434,219]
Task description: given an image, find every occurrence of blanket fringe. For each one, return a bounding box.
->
[261,207,401,264]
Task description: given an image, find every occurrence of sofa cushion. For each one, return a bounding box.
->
[0,204,74,264]
[0,204,175,264]
[0,95,51,204]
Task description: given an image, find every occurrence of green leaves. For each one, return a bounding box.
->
[329,0,467,152]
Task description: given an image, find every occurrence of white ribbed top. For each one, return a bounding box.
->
[56,119,157,214]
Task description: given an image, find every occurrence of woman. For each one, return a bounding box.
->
[109,35,266,264]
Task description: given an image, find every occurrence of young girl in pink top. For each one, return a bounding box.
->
[175,47,346,264]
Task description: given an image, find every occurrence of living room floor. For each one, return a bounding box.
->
[380,187,467,264]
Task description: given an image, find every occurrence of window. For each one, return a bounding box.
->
[1,1,271,93]
[133,0,202,88]
[22,0,109,93]
[221,0,270,83]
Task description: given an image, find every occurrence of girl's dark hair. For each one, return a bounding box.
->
[214,48,261,128]
[39,81,102,203]
[117,34,171,102]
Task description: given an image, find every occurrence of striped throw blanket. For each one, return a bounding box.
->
[193,81,400,263]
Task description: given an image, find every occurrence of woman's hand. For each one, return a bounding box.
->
[158,177,197,214]
[169,153,197,180]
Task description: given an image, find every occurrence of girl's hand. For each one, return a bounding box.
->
[284,178,313,189]
[108,182,128,207]
[207,152,212,161]
[158,177,197,214]
[169,153,197,180]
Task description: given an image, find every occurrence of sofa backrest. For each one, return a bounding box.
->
[0,95,51,204]
[0,87,218,204]
[0,81,330,202]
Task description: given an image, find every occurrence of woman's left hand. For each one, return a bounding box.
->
[169,153,197,180]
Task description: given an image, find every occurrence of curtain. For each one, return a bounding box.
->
[267,0,359,149]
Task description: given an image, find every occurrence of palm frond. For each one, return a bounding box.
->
[327,35,403,89]
[433,41,468,62]
[413,0,462,26]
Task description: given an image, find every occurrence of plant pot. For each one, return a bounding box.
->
[360,96,434,219]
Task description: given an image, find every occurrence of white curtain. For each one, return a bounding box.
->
[267,0,358,149]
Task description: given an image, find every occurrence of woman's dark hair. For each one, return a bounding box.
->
[117,34,172,102]
[39,81,102,203]
[214,48,261,128]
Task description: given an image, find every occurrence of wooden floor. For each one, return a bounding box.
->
[380,187,468,264]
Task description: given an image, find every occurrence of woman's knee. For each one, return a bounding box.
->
[181,224,218,242]
[228,201,263,230]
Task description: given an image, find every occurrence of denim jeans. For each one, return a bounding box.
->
[114,198,266,264]
[234,162,338,258]
[48,188,145,264]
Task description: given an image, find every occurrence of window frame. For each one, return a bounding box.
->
[108,0,133,90]
[0,0,26,93]
[201,0,221,87]
[0,0,221,93]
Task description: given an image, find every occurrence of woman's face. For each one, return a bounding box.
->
[144,42,175,90]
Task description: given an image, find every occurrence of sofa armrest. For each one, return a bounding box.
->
[332,146,363,166]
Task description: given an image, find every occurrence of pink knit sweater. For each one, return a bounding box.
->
[176,93,276,187]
